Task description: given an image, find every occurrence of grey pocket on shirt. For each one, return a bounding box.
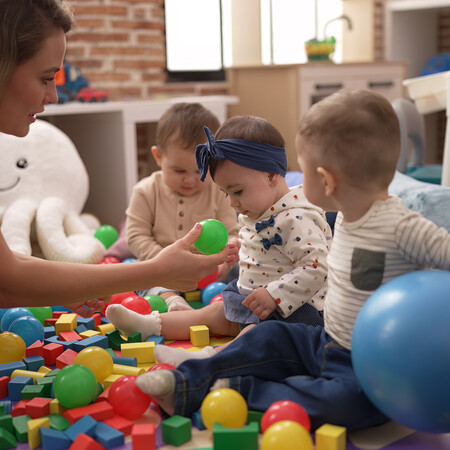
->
[351,248,385,291]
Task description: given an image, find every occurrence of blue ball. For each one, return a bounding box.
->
[202,282,227,306]
[1,307,34,332]
[9,316,45,347]
[121,258,137,263]
[352,270,450,433]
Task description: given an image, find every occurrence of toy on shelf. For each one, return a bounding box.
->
[0,119,106,263]
[55,62,108,104]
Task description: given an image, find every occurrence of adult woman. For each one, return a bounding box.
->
[0,0,235,316]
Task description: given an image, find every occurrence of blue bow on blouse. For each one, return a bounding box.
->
[261,233,283,250]
[255,215,275,233]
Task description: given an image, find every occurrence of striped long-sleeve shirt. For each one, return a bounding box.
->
[325,195,450,350]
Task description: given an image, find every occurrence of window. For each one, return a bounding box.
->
[261,0,343,65]
[164,0,344,81]
[164,0,228,81]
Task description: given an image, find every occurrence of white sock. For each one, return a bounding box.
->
[166,295,193,312]
[210,378,230,392]
[105,304,161,340]
[136,370,176,415]
[154,345,216,368]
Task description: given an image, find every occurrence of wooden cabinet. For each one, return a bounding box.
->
[227,62,407,169]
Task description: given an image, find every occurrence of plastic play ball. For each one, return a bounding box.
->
[25,306,53,326]
[53,364,98,408]
[121,258,137,263]
[0,332,26,364]
[108,375,152,420]
[209,294,223,304]
[98,256,121,264]
[144,294,168,314]
[121,296,152,315]
[101,291,137,315]
[1,307,34,332]
[148,363,176,372]
[74,346,114,383]
[194,219,228,255]
[352,270,450,433]
[95,224,119,249]
[201,388,248,431]
[9,316,44,347]
[261,420,313,450]
[197,270,218,289]
[201,282,226,306]
[261,400,311,433]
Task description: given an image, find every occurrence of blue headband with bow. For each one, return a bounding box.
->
[195,126,288,182]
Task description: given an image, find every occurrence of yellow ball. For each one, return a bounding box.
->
[73,346,114,383]
[0,332,26,364]
[261,420,313,450]
[200,388,248,431]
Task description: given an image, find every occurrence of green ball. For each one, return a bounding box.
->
[95,225,119,249]
[143,294,168,313]
[25,306,53,326]
[194,219,228,255]
[53,364,98,408]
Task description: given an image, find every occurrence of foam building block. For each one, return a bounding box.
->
[121,342,155,364]
[0,427,17,449]
[94,421,125,448]
[25,397,52,419]
[213,422,259,450]
[72,335,109,351]
[190,325,210,347]
[64,415,97,441]
[161,415,192,446]
[131,423,155,450]
[28,416,50,449]
[69,433,106,450]
[40,427,72,450]
[0,361,26,378]
[23,355,45,372]
[315,423,347,450]
[12,414,30,443]
[54,313,78,335]
[8,376,34,401]
[0,376,9,399]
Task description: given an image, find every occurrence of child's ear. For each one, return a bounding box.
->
[317,166,337,196]
[268,173,280,185]
[151,146,162,167]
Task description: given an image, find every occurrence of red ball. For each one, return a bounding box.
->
[101,291,137,315]
[210,294,223,304]
[148,363,176,372]
[98,256,121,264]
[121,296,152,315]
[261,400,311,433]
[197,270,218,289]
[108,375,152,420]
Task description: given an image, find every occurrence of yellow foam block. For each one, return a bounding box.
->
[112,364,145,377]
[55,313,77,334]
[49,398,67,416]
[190,325,210,347]
[121,342,155,364]
[37,366,52,375]
[315,423,347,450]
[28,417,50,449]
[184,290,202,302]
[11,370,45,383]
[96,323,115,336]
[103,373,124,389]
[79,329,101,339]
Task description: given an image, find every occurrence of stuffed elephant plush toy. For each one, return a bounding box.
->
[0,119,105,263]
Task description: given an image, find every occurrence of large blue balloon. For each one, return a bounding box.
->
[352,270,450,433]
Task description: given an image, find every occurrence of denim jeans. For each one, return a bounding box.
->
[172,321,388,431]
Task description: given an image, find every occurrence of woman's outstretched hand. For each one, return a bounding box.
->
[153,223,239,292]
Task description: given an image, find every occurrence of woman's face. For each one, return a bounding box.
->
[0,29,66,137]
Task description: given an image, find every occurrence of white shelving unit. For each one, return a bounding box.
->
[385,0,450,78]
[40,96,238,228]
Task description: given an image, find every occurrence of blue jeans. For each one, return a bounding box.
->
[172,321,388,431]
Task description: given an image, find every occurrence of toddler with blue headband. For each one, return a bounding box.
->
[106,115,332,368]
